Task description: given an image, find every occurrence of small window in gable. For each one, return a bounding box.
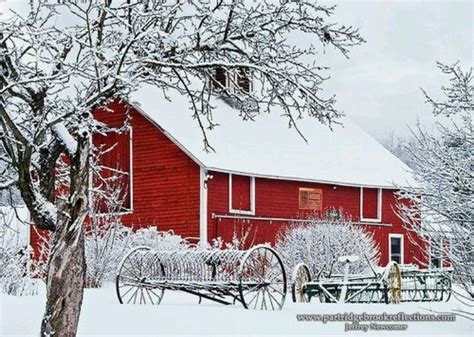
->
[214,67,228,89]
[360,187,382,222]
[299,188,323,211]
[236,68,251,93]
[229,174,255,214]
[92,130,132,214]
[212,67,252,93]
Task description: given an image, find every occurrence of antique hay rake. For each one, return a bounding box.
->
[291,257,452,304]
[398,265,452,302]
[291,257,402,304]
[116,244,287,310]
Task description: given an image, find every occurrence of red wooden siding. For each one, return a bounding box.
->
[361,187,379,219]
[93,130,131,212]
[94,101,201,238]
[207,172,425,266]
[230,174,251,211]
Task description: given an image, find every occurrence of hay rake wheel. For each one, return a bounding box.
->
[291,263,311,303]
[238,245,287,310]
[116,244,287,310]
[116,246,165,305]
[384,262,402,304]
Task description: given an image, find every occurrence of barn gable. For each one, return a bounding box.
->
[94,101,201,239]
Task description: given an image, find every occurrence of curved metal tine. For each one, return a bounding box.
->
[243,254,264,281]
[202,250,214,281]
[241,255,260,283]
[263,254,283,282]
[211,250,221,282]
[174,251,184,282]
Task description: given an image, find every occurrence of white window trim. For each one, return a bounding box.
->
[89,126,134,216]
[228,174,255,215]
[388,233,404,264]
[199,168,208,243]
[360,187,382,222]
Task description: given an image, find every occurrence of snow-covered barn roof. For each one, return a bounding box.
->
[131,86,414,189]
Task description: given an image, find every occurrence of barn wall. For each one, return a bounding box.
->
[93,101,201,238]
[206,171,424,266]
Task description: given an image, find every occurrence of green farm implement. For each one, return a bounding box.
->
[291,256,452,304]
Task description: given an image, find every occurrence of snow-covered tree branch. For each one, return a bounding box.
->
[0,1,364,336]
[396,62,473,304]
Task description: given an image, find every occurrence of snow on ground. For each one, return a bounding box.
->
[0,282,472,337]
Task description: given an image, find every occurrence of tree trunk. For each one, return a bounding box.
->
[40,136,90,337]
[40,216,86,337]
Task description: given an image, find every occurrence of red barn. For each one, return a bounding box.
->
[31,85,422,267]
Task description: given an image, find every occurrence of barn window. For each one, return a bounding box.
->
[389,234,404,264]
[360,187,382,222]
[212,67,252,93]
[92,129,132,214]
[298,188,323,211]
[236,68,251,93]
[229,174,255,215]
[430,236,447,268]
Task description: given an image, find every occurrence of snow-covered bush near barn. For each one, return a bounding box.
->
[209,225,257,250]
[34,224,188,288]
[128,227,190,252]
[0,245,38,296]
[275,217,380,278]
[0,207,38,296]
[84,222,131,288]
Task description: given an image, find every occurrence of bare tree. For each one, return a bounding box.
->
[397,62,473,314]
[0,1,364,335]
[379,131,418,169]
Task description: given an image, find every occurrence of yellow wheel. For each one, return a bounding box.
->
[291,263,311,303]
[385,262,402,304]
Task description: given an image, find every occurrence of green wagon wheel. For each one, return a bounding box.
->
[116,246,165,305]
[291,263,311,303]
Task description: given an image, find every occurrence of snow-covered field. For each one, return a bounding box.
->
[0,283,471,337]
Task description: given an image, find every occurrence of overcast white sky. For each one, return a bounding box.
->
[319,0,472,139]
[1,0,472,140]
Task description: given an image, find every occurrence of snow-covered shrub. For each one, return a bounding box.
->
[34,222,189,288]
[129,227,190,251]
[85,179,134,288]
[0,207,38,295]
[0,245,38,296]
[84,219,132,288]
[275,217,380,278]
[209,225,256,250]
